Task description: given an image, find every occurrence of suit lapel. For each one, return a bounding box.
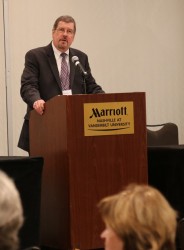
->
[69,48,76,89]
[45,43,62,91]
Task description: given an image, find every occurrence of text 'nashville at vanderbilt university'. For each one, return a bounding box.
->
[89,106,127,118]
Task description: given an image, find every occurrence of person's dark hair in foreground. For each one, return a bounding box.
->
[0,170,24,250]
[98,184,177,250]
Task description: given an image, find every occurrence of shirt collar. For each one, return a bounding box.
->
[52,42,69,58]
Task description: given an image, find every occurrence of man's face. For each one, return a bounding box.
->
[52,21,75,52]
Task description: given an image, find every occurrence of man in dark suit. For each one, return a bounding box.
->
[18,15,104,153]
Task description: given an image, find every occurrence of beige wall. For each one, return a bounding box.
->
[0,1,8,155]
[1,0,184,155]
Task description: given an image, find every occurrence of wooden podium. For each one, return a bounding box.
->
[30,93,147,250]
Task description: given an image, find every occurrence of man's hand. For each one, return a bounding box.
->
[33,99,45,115]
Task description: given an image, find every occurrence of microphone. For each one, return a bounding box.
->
[71,56,88,77]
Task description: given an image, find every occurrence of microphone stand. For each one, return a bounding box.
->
[71,56,88,94]
[82,71,88,94]
[82,74,87,94]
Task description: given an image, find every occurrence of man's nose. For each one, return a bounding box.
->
[63,30,68,35]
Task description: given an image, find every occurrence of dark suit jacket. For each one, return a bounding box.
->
[18,43,104,152]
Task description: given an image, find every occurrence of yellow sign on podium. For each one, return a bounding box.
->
[84,101,134,136]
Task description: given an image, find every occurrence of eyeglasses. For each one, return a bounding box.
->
[55,28,74,35]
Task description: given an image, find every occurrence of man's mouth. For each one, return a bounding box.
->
[61,38,67,42]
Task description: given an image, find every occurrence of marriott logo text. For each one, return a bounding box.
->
[90,107,127,118]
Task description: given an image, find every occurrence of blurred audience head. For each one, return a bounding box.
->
[0,170,24,250]
[98,183,177,250]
